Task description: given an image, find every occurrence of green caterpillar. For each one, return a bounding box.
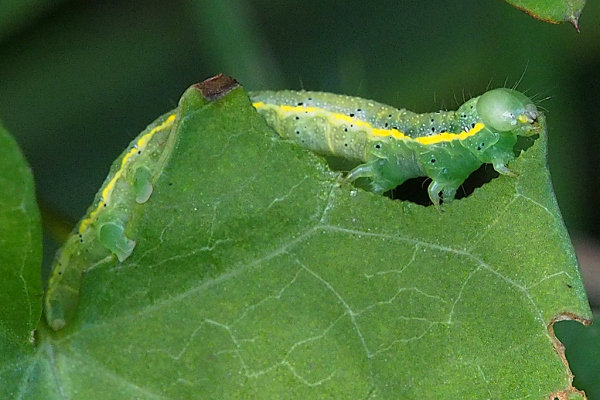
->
[43,76,237,331]
[44,111,178,331]
[250,88,541,205]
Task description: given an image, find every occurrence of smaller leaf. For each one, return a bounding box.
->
[0,119,43,396]
[504,0,586,30]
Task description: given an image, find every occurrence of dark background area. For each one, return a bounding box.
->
[0,0,599,397]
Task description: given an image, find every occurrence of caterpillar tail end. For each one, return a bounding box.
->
[44,284,81,331]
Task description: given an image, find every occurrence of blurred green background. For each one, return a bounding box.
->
[0,0,599,397]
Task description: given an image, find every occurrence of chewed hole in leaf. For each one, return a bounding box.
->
[326,156,501,206]
[388,164,500,206]
[514,133,539,155]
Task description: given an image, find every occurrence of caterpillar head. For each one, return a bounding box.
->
[476,88,540,136]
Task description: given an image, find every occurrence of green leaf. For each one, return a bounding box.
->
[23,80,593,398]
[0,120,43,396]
[503,0,586,29]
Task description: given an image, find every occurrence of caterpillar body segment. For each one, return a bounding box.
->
[250,88,540,206]
[44,111,178,331]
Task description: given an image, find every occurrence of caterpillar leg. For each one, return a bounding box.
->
[98,222,136,262]
[493,162,517,177]
[442,186,458,203]
[427,180,461,210]
[134,166,154,203]
[345,161,399,194]
[344,163,386,193]
[427,181,443,209]
[345,163,375,182]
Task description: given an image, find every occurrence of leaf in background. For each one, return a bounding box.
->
[504,0,586,30]
[23,76,593,398]
[0,120,42,397]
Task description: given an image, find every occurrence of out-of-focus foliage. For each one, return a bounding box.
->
[0,0,69,42]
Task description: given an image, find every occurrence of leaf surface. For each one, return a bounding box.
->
[19,81,593,398]
[0,120,42,398]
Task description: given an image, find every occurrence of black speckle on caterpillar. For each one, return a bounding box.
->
[250,88,541,206]
[44,111,178,331]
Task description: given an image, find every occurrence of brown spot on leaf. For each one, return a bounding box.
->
[194,74,240,101]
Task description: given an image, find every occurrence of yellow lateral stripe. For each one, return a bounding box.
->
[78,114,177,234]
[253,102,485,145]
[415,123,484,144]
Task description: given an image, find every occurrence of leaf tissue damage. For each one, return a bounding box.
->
[31,74,592,399]
[547,313,593,400]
